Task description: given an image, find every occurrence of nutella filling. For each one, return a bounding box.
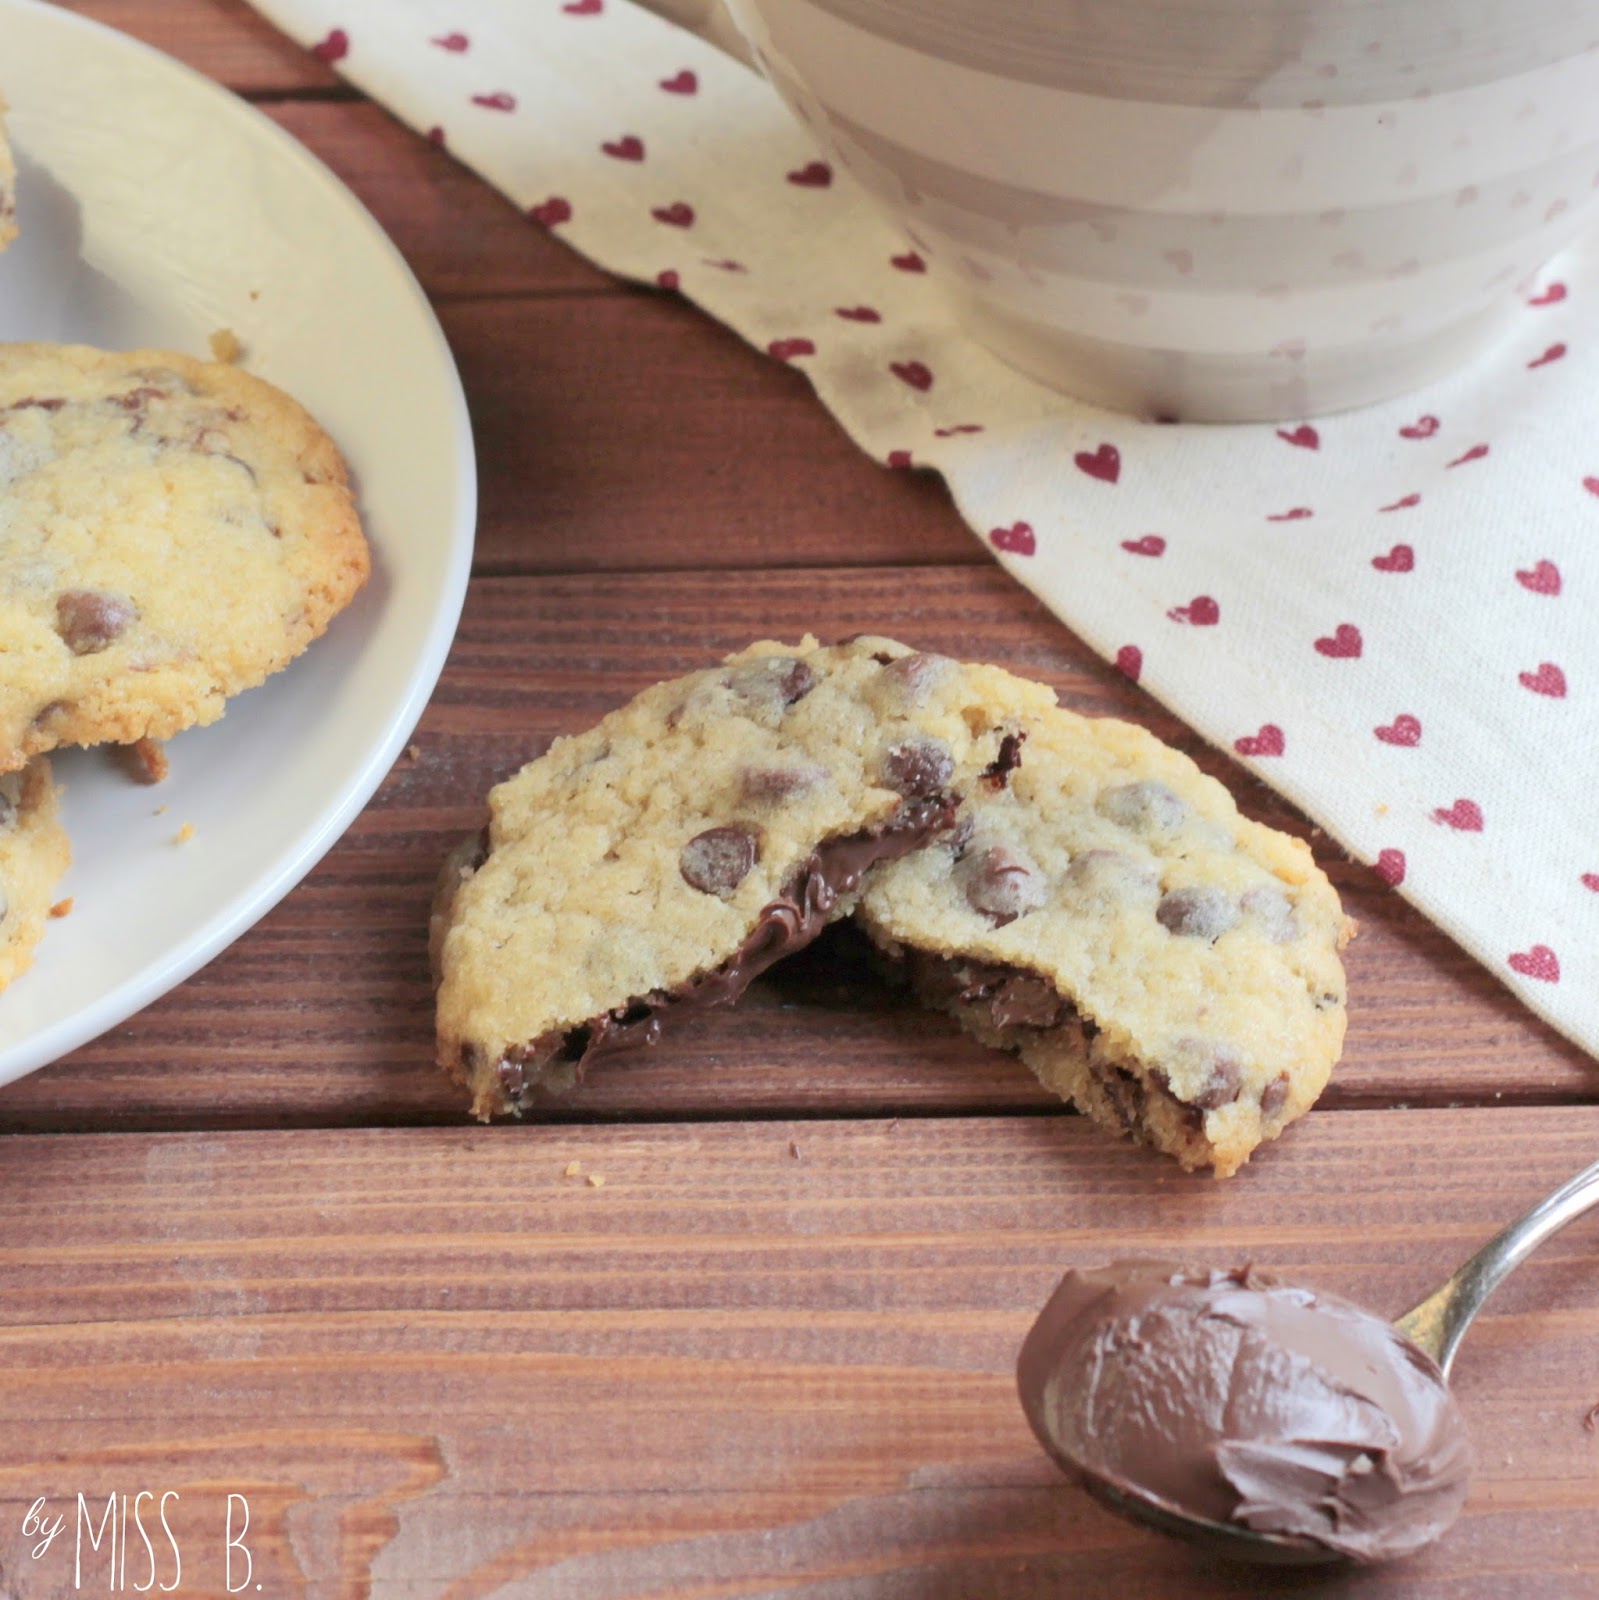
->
[494,793,958,1101]
[1017,1261,1472,1564]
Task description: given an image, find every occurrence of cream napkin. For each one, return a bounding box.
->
[250,0,1599,1055]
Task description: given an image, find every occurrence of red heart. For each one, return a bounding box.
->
[887,449,913,469]
[1276,424,1319,450]
[989,522,1035,556]
[1268,507,1314,522]
[787,161,832,187]
[767,338,815,362]
[1508,944,1560,982]
[427,125,446,147]
[1380,492,1421,512]
[1234,724,1285,757]
[1120,535,1165,557]
[471,91,517,111]
[529,196,572,227]
[1167,595,1219,625]
[835,306,881,322]
[1115,645,1143,683]
[1519,661,1567,697]
[1372,543,1414,572]
[652,202,695,227]
[1314,623,1363,659]
[891,251,926,273]
[563,0,603,12]
[1582,873,1599,892]
[1586,476,1599,497]
[431,32,469,51]
[656,269,680,290]
[1432,798,1483,831]
[1530,281,1567,306]
[1399,414,1439,439]
[659,69,697,94]
[1516,559,1561,595]
[310,27,349,62]
[1374,848,1406,887]
[602,134,644,161]
[1074,443,1121,484]
[1447,443,1489,467]
[890,360,933,391]
[1374,714,1421,746]
[1529,342,1567,368]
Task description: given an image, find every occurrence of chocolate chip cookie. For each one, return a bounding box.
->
[434,636,1055,1118]
[855,706,1353,1176]
[0,342,369,772]
[0,760,70,993]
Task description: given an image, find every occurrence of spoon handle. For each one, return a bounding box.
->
[1394,1153,1599,1379]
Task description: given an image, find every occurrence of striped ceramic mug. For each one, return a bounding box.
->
[713,0,1599,421]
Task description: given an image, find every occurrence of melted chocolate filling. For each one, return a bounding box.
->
[494,793,958,1102]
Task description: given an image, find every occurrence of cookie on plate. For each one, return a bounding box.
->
[855,701,1353,1176]
[0,760,70,993]
[434,636,1056,1118]
[0,342,369,772]
[0,93,16,252]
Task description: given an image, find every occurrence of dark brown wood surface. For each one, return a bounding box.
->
[4,5,1598,1596]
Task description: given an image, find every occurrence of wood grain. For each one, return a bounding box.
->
[9,567,1587,1134]
[2,1111,1598,1598]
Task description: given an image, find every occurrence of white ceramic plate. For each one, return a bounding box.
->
[0,0,476,1088]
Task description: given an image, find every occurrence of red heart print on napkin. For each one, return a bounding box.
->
[1530,282,1567,306]
[1167,596,1219,625]
[787,161,832,187]
[1315,624,1363,658]
[1375,714,1421,746]
[432,32,469,52]
[767,338,815,362]
[471,91,517,111]
[1582,873,1599,892]
[1508,945,1561,982]
[1399,415,1440,439]
[1115,645,1142,682]
[1120,535,1165,556]
[659,69,697,93]
[1276,425,1319,450]
[1432,798,1484,830]
[1372,544,1414,572]
[1516,560,1561,595]
[1447,443,1490,467]
[563,0,603,13]
[1074,443,1121,483]
[989,522,1035,556]
[1519,662,1567,697]
[891,251,926,272]
[652,202,694,227]
[1234,725,1285,757]
[1268,507,1314,522]
[311,27,349,61]
[890,361,933,391]
[1529,343,1567,369]
[602,135,644,161]
[529,196,572,227]
[835,306,881,322]
[1380,493,1421,513]
[1374,848,1406,886]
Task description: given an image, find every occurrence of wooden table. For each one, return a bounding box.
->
[5,5,1599,1594]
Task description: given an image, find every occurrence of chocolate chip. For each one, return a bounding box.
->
[111,384,168,412]
[980,729,1026,791]
[725,655,817,710]
[680,824,761,896]
[958,842,1046,925]
[740,763,826,804]
[1260,1073,1291,1119]
[1097,780,1188,834]
[1241,884,1298,943]
[1156,886,1238,942]
[1092,1061,1146,1133]
[55,590,138,655]
[1162,1040,1244,1111]
[879,736,954,799]
[986,972,1071,1030]
[865,650,956,709]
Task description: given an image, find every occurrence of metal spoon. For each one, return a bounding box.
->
[1035,1153,1599,1566]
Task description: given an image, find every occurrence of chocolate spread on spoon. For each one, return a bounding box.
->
[1017,1260,1472,1564]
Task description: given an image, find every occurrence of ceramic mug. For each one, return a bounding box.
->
[674,0,1599,421]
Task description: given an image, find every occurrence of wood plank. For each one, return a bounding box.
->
[447,296,981,575]
[60,0,338,94]
[1,1110,1597,1596]
[7,567,1586,1134]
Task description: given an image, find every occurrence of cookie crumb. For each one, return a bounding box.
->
[586,1173,606,1188]
[153,804,168,816]
[174,822,196,845]
[48,898,73,919]
[1375,802,1390,816]
[116,736,169,786]
[563,1160,583,1178]
[209,327,243,364]
[406,743,422,762]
